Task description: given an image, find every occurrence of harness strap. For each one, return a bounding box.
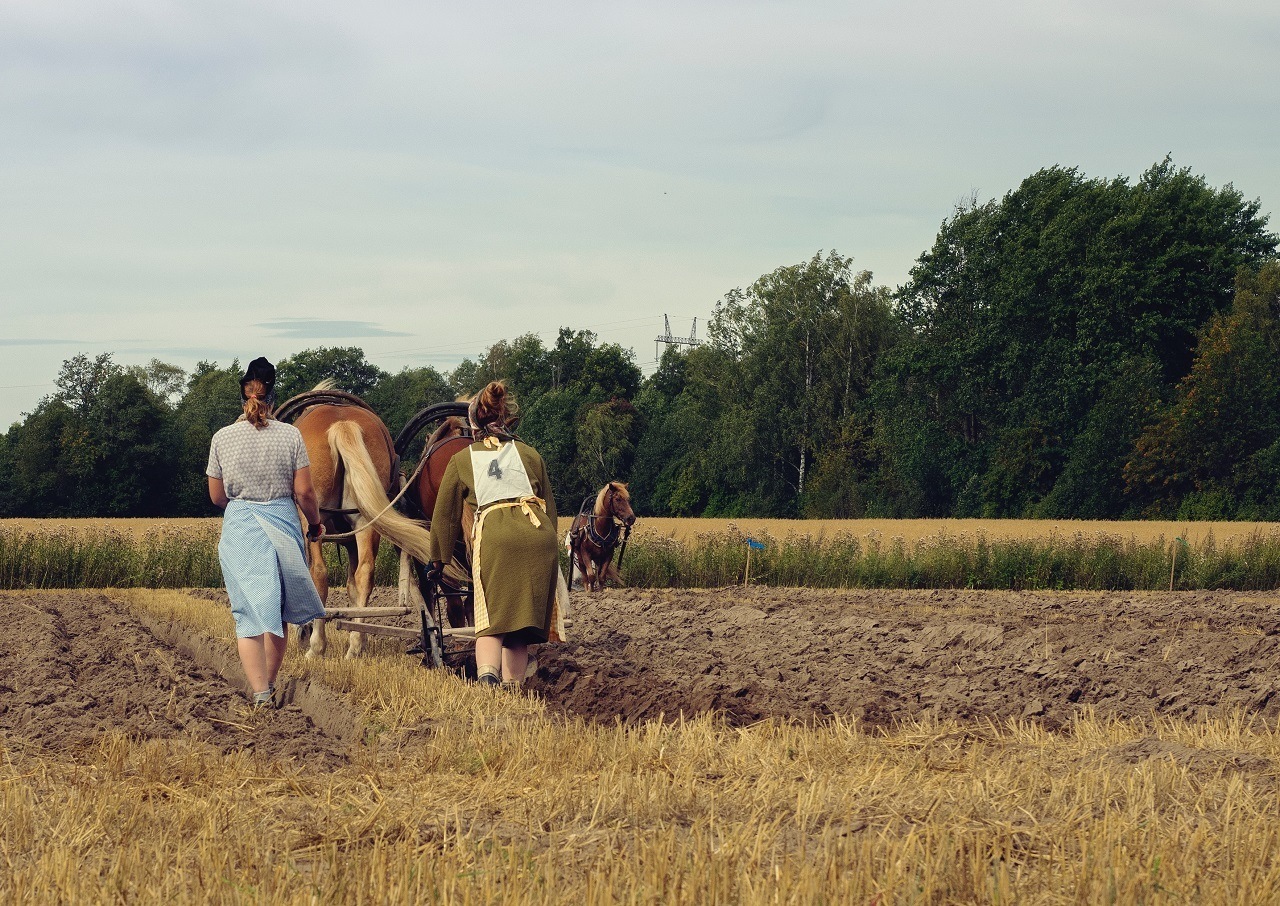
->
[587,516,619,547]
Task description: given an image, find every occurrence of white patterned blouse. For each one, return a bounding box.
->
[206,419,310,502]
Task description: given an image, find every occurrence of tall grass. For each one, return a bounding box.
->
[0,526,224,589]
[0,526,396,590]
[624,527,1280,590]
[7,524,1280,590]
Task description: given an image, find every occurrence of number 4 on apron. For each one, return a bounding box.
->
[472,442,535,507]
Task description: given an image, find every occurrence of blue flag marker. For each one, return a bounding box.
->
[747,538,765,551]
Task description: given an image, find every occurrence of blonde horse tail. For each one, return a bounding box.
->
[327,420,435,564]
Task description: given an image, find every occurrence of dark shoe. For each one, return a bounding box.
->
[476,671,501,687]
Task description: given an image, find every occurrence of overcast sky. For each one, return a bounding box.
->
[2,0,1278,426]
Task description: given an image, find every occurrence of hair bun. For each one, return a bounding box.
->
[471,380,516,432]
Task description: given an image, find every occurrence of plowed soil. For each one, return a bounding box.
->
[528,587,1280,729]
[0,591,349,764]
[9,587,1280,744]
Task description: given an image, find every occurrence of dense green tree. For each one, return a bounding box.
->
[701,251,898,514]
[0,431,14,514]
[125,359,187,409]
[81,373,172,516]
[549,328,597,391]
[477,334,552,402]
[577,343,642,400]
[882,159,1276,517]
[448,358,486,398]
[628,348,693,514]
[276,346,387,400]
[575,398,641,493]
[519,388,590,509]
[1125,262,1280,517]
[170,362,244,514]
[2,399,80,515]
[366,366,456,440]
[55,352,121,413]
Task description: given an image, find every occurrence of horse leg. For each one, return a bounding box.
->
[585,558,599,593]
[604,559,622,587]
[574,545,591,592]
[345,530,378,659]
[304,537,330,658]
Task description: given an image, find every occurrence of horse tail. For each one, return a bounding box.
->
[326,420,435,563]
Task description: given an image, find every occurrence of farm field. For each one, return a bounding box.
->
[6,586,1280,902]
[6,515,1280,545]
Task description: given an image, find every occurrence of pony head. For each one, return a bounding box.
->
[598,481,636,527]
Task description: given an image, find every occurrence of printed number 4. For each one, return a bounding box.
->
[487,459,503,480]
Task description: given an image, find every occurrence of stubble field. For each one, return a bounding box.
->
[6,578,1280,903]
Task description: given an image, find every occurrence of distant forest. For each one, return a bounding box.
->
[4,158,1280,521]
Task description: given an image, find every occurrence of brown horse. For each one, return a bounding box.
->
[568,482,637,592]
[288,390,434,659]
[401,412,475,630]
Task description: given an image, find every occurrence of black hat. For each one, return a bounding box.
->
[239,357,276,403]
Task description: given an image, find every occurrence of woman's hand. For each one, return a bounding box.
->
[306,522,325,543]
[424,560,444,585]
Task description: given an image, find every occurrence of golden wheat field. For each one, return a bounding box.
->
[6,585,1280,904]
[5,516,1280,545]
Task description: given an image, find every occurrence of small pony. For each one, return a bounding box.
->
[567,481,637,592]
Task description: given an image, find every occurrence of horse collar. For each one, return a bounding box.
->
[587,515,619,547]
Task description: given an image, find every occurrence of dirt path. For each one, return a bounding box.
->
[528,587,1280,729]
[0,591,349,764]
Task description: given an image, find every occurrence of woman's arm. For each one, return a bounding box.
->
[293,467,325,540]
[429,456,464,563]
[207,477,230,509]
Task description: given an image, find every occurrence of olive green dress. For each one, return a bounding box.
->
[429,439,560,643]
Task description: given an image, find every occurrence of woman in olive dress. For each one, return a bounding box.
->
[427,381,564,686]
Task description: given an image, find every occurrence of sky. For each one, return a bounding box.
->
[2,0,1278,427]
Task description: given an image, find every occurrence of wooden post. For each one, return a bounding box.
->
[744,545,752,586]
[1169,540,1178,592]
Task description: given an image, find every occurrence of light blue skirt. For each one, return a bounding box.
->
[218,497,326,638]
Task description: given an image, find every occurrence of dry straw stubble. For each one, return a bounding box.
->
[3,589,1280,903]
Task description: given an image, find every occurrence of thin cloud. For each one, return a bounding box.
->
[256,318,412,339]
[0,338,82,346]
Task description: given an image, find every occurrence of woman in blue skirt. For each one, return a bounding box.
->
[206,358,326,708]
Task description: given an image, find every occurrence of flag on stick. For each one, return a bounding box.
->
[744,537,765,585]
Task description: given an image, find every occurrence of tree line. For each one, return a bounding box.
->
[3,158,1279,520]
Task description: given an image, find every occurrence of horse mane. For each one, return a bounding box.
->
[312,378,338,392]
[596,481,630,511]
[425,416,465,448]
